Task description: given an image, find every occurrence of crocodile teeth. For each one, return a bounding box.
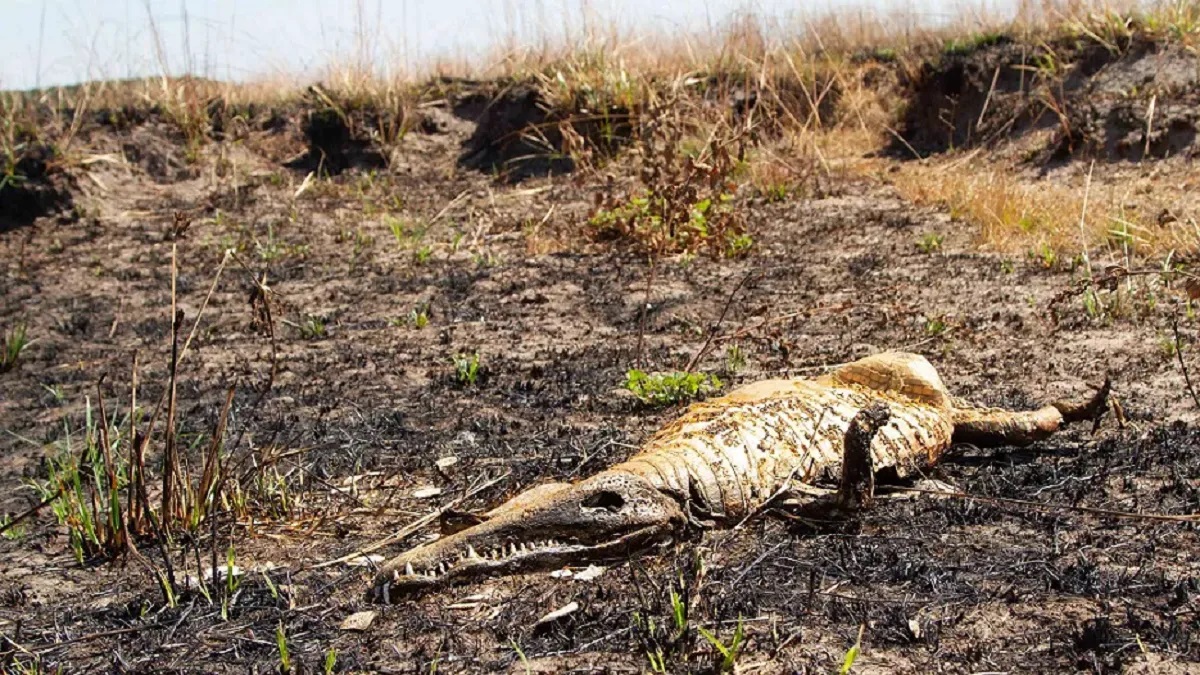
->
[393,569,401,581]
[518,542,528,552]
[405,563,415,576]
[467,545,481,559]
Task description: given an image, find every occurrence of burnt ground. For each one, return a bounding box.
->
[2,60,1200,673]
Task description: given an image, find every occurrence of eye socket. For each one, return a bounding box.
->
[582,490,625,512]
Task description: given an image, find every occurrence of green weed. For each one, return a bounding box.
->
[1,323,30,373]
[276,622,292,673]
[0,514,26,540]
[725,344,746,373]
[943,31,1007,56]
[625,370,723,406]
[697,617,746,672]
[917,232,944,253]
[453,352,481,386]
[297,315,327,340]
[840,625,865,674]
[924,315,949,337]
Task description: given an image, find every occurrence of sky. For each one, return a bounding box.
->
[0,0,992,90]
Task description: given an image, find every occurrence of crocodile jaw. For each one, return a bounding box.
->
[373,472,683,602]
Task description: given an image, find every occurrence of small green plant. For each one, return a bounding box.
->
[255,225,285,262]
[299,315,327,340]
[453,352,481,386]
[1,323,30,373]
[42,382,66,404]
[415,245,433,265]
[385,215,427,247]
[220,544,241,621]
[323,647,338,675]
[409,305,429,329]
[725,233,754,257]
[625,370,723,406]
[0,514,26,540]
[1033,243,1058,268]
[27,401,128,563]
[697,617,746,672]
[391,305,430,329]
[763,182,790,203]
[725,344,746,373]
[917,232,944,253]
[263,571,280,600]
[1159,333,1180,359]
[840,625,865,674]
[1082,287,1101,319]
[1000,258,1015,274]
[276,622,292,673]
[509,640,531,674]
[943,31,1007,56]
[924,315,949,336]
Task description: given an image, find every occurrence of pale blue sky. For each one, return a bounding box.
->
[1,0,994,90]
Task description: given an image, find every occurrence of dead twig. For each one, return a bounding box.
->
[684,269,755,374]
[890,485,1200,523]
[0,489,62,536]
[309,471,510,569]
[1171,306,1200,411]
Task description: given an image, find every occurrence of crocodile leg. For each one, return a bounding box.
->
[951,378,1111,447]
[837,402,891,510]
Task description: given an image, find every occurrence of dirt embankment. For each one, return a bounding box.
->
[891,35,1200,162]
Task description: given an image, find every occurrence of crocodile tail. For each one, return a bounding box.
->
[951,405,1064,447]
[951,378,1111,447]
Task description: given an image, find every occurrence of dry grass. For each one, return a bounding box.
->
[5,0,1200,258]
[890,159,1200,259]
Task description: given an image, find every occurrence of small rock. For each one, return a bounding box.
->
[435,456,459,470]
[549,569,573,579]
[535,601,579,627]
[573,565,606,582]
[340,610,378,632]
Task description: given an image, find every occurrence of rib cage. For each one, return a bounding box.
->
[611,379,954,520]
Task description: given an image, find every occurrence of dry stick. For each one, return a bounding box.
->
[1171,307,1200,411]
[163,246,182,532]
[889,485,1200,523]
[129,249,232,529]
[0,489,62,536]
[128,351,144,535]
[1078,160,1095,284]
[310,471,510,570]
[975,66,1002,133]
[94,380,123,552]
[202,386,236,589]
[683,269,755,374]
[1143,94,1156,160]
[633,257,657,370]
